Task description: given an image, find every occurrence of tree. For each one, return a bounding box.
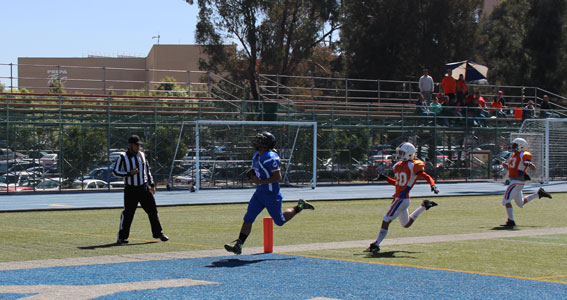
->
[48,75,67,94]
[481,0,567,94]
[0,82,4,93]
[61,126,107,181]
[186,0,340,99]
[145,126,190,180]
[341,0,483,83]
[155,76,188,97]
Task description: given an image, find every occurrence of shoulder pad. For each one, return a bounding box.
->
[413,160,425,172]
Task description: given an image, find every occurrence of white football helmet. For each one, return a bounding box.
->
[396,142,417,161]
[512,138,528,152]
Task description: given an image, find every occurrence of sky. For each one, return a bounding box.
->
[0,0,199,87]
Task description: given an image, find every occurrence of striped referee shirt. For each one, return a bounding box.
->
[113,151,155,187]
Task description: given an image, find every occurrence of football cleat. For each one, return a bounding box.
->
[421,200,438,210]
[298,199,315,210]
[537,188,552,199]
[153,233,169,242]
[224,239,243,255]
[116,238,129,245]
[501,219,516,227]
[363,243,380,255]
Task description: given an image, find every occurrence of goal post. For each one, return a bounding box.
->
[517,118,567,183]
[194,120,317,191]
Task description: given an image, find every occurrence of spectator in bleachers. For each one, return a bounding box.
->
[430,95,449,126]
[445,92,463,123]
[465,89,478,126]
[416,93,434,117]
[539,95,555,118]
[473,96,489,127]
[476,91,487,110]
[419,69,435,104]
[456,74,468,106]
[491,91,507,118]
[441,70,457,104]
[475,91,489,127]
[435,92,445,105]
[522,100,536,121]
[493,90,506,105]
[465,89,476,107]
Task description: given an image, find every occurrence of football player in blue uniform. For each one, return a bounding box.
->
[224,131,315,255]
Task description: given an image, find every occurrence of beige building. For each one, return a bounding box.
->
[18,45,217,94]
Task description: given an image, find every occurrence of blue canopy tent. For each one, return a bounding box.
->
[445,60,488,82]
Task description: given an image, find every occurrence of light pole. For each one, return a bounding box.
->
[152,34,160,45]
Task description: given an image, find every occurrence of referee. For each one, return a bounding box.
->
[113,134,168,244]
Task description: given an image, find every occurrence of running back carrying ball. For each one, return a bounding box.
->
[224,131,315,255]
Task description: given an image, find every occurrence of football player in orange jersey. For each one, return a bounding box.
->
[364,142,439,255]
[500,138,552,227]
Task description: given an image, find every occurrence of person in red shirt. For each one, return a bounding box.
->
[476,91,486,108]
[472,91,488,127]
[441,70,457,103]
[491,91,507,118]
[364,142,439,255]
[456,74,468,106]
[500,138,551,227]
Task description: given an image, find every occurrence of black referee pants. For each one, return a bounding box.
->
[118,185,163,240]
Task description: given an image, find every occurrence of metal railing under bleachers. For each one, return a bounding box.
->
[257,73,567,116]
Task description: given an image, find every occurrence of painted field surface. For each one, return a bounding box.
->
[1,253,566,299]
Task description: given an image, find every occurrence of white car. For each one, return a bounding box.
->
[171,174,194,189]
[109,152,123,162]
[40,154,58,169]
[71,179,109,190]
[109,181,125,189]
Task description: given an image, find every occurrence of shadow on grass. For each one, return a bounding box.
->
[355,250,420,259]
[489,226,520,231]
[487,224,542,231]
[78,241,158,250]
[207,257,296,268]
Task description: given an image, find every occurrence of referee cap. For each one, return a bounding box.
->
[128,134,142,145]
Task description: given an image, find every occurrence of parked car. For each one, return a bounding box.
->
[108,151,123,162]
[492,151,511,183]
[169,174,194,189]
[167,166,211,190]
[0,171,42,190]
[83,167,121,183]
[360,156,394,178]
[34,178,63,191]
[0,184,35,192]
[71,179,109,190]
[109,181,125,189]
[5,161,41,174]
[25,166,45,175]
[26,151,50,160]
[0,148,28,160]
[43,168,60,178]
[40,154,58,169]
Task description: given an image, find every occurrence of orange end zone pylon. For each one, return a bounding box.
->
[263,217,273,253]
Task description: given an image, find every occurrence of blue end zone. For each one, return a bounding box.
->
[1,254,565,299]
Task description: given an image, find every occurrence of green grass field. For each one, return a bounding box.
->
[1,193,566,283]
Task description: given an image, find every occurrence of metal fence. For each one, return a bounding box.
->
[258,74,567,114]
[3,91,564,194]
[1,62,567,193]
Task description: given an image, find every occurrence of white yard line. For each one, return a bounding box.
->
[1,227,566,271]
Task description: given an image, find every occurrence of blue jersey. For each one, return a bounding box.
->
[252,151,281,194]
